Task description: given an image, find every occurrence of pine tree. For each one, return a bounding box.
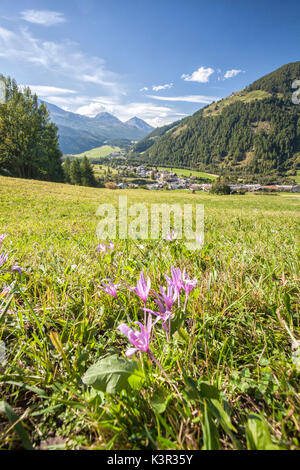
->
[80,156,96,186]
[0,75,63,181]
[70,159,82,185]
[63,157,71,183]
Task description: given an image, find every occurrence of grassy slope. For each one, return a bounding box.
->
[67,144,120,159]
[155,167,218,180]
[0,176,299,450]
[203,90,271,117]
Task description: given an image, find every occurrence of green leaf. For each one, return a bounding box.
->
[209,398,237,433]
[246,414,281,450]
[150,392,172,414]
[0,401,33,450]
[183,376,220,401]
[198,381,220,400]
[201,401,221,450]
[82,354,144,394]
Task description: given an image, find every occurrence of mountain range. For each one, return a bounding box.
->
[41,100,154,154]
[132,61,300,181]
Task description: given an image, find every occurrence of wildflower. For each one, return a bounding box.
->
[107,241,114,250]
[182,271,197,311]
[165,266,184,304]
[117,313,156,357]
[144,285,176,334]
[96,243,107,252]
[182,270,197,295]
[165,230,177,242]
[144,304,172,332]
[99,281,118,298]
[132,271,151,304]
[0,252,8,267]
[11,263,24,275]
[117,313,183,399]
[0,286,10,298]
[0,234,7,246]
[96,241,114,253]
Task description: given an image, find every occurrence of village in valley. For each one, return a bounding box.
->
[109,164,300,193]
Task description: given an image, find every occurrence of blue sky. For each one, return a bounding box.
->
[0,0,299,126]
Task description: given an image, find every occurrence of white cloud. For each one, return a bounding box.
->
[20,10,66,26]
[181,66,214,83]
[0,26,120,91]
[224,69,243,79]
[152,83,173,91]
[21,85,76,96]
[0,26,14,41]
[140,87,149,92]
[147,94,220,104]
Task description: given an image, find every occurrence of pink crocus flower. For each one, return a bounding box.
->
[182,270,197,295]
[144,285,176,337]
[96,243,108,253]
[96,241,114,253]
[99,281,118,298]
[0,234,7,246]
[117,313,156,357]
[132,271,151,304]
[144,304,172,333]
[165,266,184,305]
[117,313,183,398]
[165,230,177,242]
[156,284,176,312]
[182,270,197,311]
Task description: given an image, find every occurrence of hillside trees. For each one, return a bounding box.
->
[140,62,300,179]
[80,156,96,186]
[69,159,82,185]
[0,75,63,181]
[64,156,97,187]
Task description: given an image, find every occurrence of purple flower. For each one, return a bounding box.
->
[182,270,197,295]
[0,286,10,297]
[132,271,151,304]
[182,270,197,311]
[0,234,7,246]
[117,313,156,357]
[165,230,177,242]
[156,284,176,311]
[144,285,176,332]
[0,252,9,267]
[165,266,184,302]
[96,243,108,252]
[107,241,114,250]
[96,241,114,253]
[99,281,118,298]
[11,263,24,275]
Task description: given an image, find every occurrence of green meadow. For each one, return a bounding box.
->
[67,145,121,160]
[155,167,218,180]
[0,176,299,450]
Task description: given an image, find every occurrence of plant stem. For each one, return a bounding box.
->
[147,350,183,400]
